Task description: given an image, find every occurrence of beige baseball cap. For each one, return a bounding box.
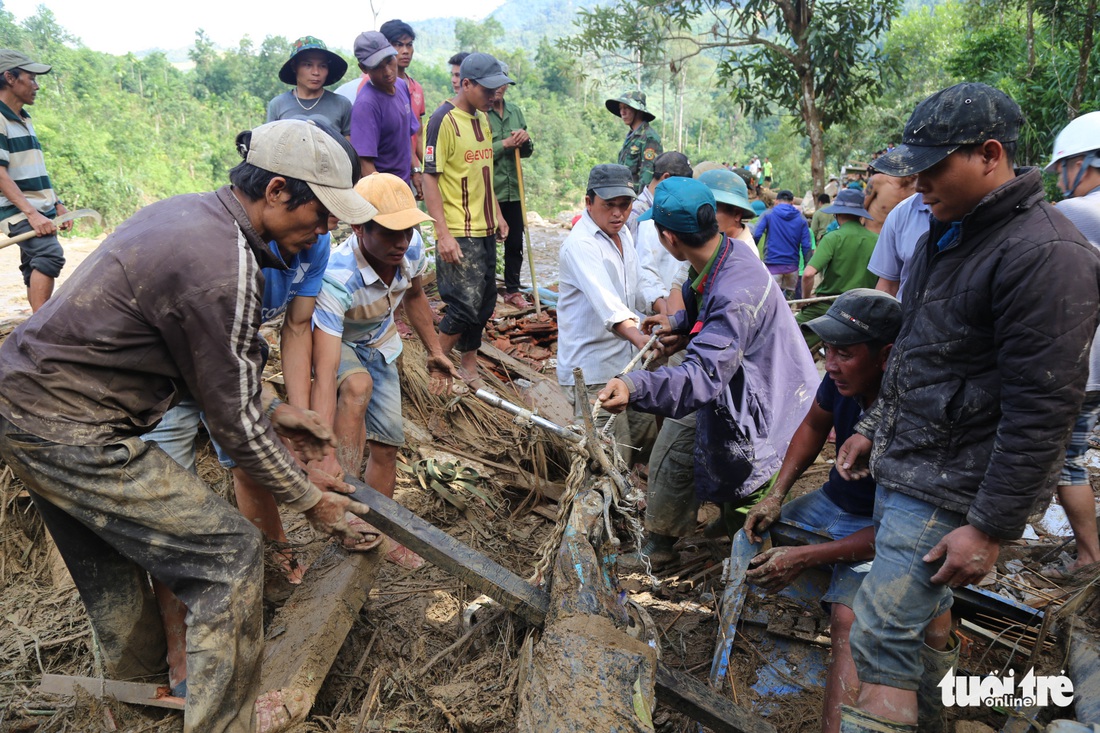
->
[241,119,377,225]
[354,173,433,230]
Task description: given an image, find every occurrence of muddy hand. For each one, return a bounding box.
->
[746,546,806,593]
[835,433,872,481]
[925,524,1001,588]
[271,403,336,462]
[303,492,371,545]
[307,458,351,494]
[744,495,782,544]
[596,377,630,414]
[426,353,459,396]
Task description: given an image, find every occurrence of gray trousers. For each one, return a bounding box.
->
[645,413,699,537]
[0,416,263,733]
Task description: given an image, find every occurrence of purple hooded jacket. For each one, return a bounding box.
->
[621,236,817,501]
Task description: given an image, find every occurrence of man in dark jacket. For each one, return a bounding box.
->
[752,189,812,298]
[834,83,1100,733]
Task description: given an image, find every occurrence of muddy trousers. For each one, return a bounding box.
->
[0,416,264,733]
[437,235,498,353]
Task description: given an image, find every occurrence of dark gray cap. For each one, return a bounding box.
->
[587,164,637,201]
[822,188,873,220]
[806,288,902,346]
[0,49,50,75]
[354,31,397,69]
[459,53,514,88]
[872,82,1023,177]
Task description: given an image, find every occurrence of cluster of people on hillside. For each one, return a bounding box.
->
[0,25,1099,733]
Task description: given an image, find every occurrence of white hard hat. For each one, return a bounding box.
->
[1045,111,1100,172]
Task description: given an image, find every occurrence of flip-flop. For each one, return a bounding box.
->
[1040,560,1100,581]
[170,678,187,699]
[255,688,310,733]
[383,539,425,570]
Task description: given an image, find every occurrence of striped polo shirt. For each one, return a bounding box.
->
[312,229,428,363]
[0,101,57,220]
[423,101,496,238]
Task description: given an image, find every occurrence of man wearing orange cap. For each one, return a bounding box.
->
[312,173,459,569]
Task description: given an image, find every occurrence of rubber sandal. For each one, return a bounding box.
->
[345,517,387,552]
[1088,434,1100,450]
[255,688,310,733]
[170,678,187,699]
[383,539,425,570]
[503,292,529,309]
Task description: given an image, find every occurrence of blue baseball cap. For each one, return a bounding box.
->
[638,177,716,232]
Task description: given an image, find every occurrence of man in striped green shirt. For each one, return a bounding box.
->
[0,49,70,312]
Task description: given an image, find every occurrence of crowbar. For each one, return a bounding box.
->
[0,208,102,250]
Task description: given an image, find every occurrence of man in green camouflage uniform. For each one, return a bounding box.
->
[606,91,662,192]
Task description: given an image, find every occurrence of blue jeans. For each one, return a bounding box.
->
[143,398,238,470]
[849,486,962,690]
[780,489,874,607]
[338,342,405,446]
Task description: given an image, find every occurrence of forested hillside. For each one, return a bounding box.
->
[3,0,1096,228]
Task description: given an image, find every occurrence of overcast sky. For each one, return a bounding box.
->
[3,0,503,55]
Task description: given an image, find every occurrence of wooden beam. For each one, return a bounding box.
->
[259,542,381,703]
[346,476,772,733]
[38,674,185,710]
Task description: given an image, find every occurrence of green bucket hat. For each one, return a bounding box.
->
[697,169,756,219]
[279,36,348,87]
[605,90,656,122]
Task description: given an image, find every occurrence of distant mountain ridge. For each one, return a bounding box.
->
[134,0,608,61]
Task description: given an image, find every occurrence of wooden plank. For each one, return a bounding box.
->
[38,674,185,710]
[259,542,381,701]
[346,476,771,733]
[656,663,775,733]
[348,476,550,627]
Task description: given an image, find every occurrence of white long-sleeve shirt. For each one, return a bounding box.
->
[556,211,647,386]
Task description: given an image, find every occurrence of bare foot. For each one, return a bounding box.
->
[255,688,310,733]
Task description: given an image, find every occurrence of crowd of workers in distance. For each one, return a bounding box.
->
[0,17,1099,733]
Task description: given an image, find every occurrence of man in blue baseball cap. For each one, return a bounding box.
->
[599,177,817,554]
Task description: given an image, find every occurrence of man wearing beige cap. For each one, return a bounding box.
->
[0,118,377,733]
[0,49,70,312]
[312,173,457,568]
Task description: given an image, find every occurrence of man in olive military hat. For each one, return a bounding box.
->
[606,90,662,192]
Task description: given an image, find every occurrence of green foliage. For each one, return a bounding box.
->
[5,0,1096,235]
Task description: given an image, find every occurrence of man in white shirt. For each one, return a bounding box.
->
[556,164,656,466]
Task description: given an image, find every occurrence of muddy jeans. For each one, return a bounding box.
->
[437,235,498,353]
[0,415,264,733]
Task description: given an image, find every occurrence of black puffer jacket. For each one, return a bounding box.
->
[860,168,1100,540]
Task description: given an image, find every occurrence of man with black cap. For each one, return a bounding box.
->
[423,52,511,384]
[833,83,1100,733]
[752,188,813,298]
[743,289,950,733]
[607,90,662,193]
[267,36,351,137]
[349,31,423,195]
[557,163,655,467]
[0,119,377,733]
[0,49,71,312]
[598,177,816,541]
[798,188,879,350]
